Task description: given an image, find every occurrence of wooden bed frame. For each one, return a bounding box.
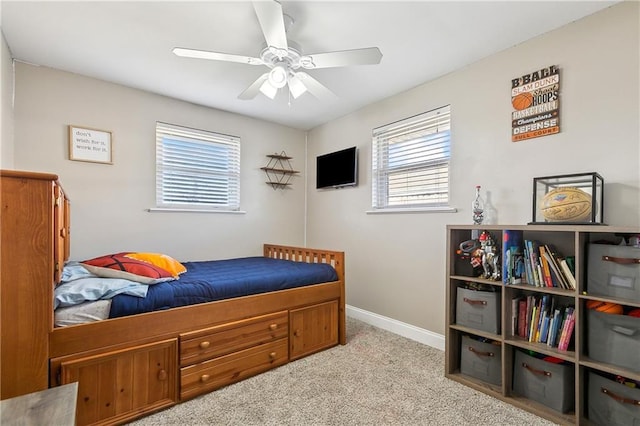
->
[0,171,345,426]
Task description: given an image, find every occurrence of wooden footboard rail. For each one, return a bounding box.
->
[264,244,346,345]
[263,244,344,282]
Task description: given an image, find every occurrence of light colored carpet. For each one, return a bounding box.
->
[129,318,557,425]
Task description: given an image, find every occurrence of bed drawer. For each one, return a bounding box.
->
[180,338,288,400]
[180,311,288,366]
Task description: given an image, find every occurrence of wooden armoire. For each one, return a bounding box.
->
[1,170,70,399]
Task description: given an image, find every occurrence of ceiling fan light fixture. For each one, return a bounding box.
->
[288,74,307,99]
[259,79,278,99]
[268,64,288,88]
[173,0,382,101]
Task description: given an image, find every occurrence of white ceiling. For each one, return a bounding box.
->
[1,1,617,130]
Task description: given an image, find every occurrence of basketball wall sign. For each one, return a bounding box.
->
[511,65,560,142]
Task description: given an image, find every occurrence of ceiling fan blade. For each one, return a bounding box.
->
[173,47,263,65]
[294,72,337,101]
[238,73,269,100]
[301,47,383,69]
[253,1,288,52]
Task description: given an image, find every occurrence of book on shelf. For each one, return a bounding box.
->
[543,250,568,289]
[565,256,575,273]
[525,295,534,339]
[511,296,521,336]
[529,305,539,342]
[518,299,527,338]
[548,309,559,347]
[525,240,542,286]
[517,240,577,290]
[559,258,577,289]
[538,245,553,287]
[545,244,575,290]
[557,307,575,351]
[503,230,524,285]
[539,313,551,343]
[536,295,551,342]
[511,295,574,347]
[522,243,533,285]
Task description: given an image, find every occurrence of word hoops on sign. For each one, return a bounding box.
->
[510,65,560,142]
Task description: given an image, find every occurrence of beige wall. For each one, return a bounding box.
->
[1,31,14,168]
[13,63,307,260]
[306,2,640,335]
[7,2,639,337]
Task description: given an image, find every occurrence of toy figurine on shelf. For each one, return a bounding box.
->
[457,232,500,280]
[478,231,501,281]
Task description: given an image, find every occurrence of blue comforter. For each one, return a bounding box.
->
[109,256,338,318]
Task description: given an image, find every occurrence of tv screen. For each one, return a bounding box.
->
[316,146,358,189]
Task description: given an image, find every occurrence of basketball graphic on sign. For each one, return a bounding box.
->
[512,92,534,110]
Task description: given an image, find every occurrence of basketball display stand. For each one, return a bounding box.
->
[445,224,640,426]
[529,172,604,225]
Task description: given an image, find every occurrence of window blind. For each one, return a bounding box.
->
[156,122,240,211]
[372,105,451,209]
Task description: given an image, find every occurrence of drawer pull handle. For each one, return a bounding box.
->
[602,255,640,265]
[199,341,210,349]
[463,297,487,306]
[601,387,640,406]
[468,346,494,357]
[269,352,277,359]
[157,369,167,381]
[269,324,278,331]
[521,362,551,377]
[200,374,210,382]
[293,330,300,337]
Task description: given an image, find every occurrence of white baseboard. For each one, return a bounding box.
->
[346,305,445,351]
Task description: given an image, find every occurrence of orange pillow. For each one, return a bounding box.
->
[125,253,187,278]
[81,253,174,284]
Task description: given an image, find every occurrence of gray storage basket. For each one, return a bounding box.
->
[513,350,575,413]
[455,287,501,334]
[460,335,502,385]
[588,371,640,426]
[587,244,640,300]
[587,309,640,372]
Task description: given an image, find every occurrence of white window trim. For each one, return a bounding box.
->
[153,122,241,212]
[372,105,452,211]
[147,207,246,214]
[366,206,457,214]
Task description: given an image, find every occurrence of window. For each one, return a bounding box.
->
[155,122,240,211]
[372,105,451,210]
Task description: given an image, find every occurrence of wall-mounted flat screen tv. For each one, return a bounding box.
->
[316,146,358,189]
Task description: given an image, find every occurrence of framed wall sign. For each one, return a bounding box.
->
[511,65,560,142]
[68,125,113,164]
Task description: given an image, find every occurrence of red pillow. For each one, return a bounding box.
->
[81,252,175,284]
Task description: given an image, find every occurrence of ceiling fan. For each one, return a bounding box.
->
[173,0,382,101]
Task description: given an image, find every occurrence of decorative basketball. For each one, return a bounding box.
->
[512,92,534,110]
[586,300,623,315]
[540,187,592,222]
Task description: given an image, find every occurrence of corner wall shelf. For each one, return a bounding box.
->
[261,151,299,190]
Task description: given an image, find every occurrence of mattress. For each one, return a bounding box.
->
[55,300,112,327]
[108,256,338,318]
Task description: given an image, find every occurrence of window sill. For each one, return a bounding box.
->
[147,208,246,214]
[366,206,458,214]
